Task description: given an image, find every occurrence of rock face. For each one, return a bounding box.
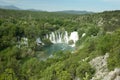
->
[90,53,120,80]
[90,53,109,80]
[103,68,120,80]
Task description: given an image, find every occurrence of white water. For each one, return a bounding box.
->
[45,31,79,47]
[36,38,44,45]
[46,31,69,44]
[69,31,79,47]
[82,33,86,37]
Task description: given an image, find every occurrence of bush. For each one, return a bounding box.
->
[76,61,95,80]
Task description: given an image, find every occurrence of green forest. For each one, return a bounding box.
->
[0,9,120,80]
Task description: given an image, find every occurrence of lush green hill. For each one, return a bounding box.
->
[0,9,120,80]
[55,10,93,14]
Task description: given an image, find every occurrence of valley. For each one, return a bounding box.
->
[0,9,120,80]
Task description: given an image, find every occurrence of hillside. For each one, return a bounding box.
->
[0,5,93,14]
[0,9,120,80]
[55,10,93,14]
[0,5,20,10]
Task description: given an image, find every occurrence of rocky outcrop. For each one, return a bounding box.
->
[89,53,109,80]
[90,53,120,80]
[103,68,120,80]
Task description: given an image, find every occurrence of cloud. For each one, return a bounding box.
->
[0,0,20,4]
[103,0,120,2]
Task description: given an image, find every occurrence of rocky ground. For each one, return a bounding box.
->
[90,53,120,80]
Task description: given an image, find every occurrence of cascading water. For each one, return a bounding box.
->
[64,31,69,44]
[36,38,44,45]
[43,30,79,54]
[45,31,79,47]
[69,31,79,47]
[46,31,69,44]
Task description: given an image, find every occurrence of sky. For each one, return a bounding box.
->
[0,0,120,12]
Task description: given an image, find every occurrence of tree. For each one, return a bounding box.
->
[76,61,95,80]
[0,68,18,80]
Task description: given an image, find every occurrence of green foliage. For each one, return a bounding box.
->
[42,39,52,47]
[107,30,120,71]
[0,9,120,80]
[21,58,42,79]
[0,68,18,80]
[87,26,100,36]
[96,34,113,54]
[76,61,95,80]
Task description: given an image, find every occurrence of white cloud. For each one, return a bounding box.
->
[103,0,120,2]
[0,0,20,4]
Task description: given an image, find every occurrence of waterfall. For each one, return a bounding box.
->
[45,31,79,47]
[36,38,44,45]
[69,31,79,47]
[64,31,69,44]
